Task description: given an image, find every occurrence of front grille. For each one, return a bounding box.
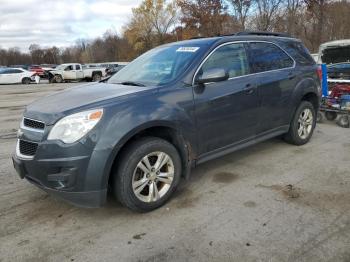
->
[19,140,38,156]
[23,118,45,130]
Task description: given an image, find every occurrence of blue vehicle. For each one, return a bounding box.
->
[12,32,321,212]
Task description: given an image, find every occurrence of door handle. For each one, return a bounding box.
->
[244,83,255,95]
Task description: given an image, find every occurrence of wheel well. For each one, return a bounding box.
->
[302,92,319,111]
[107,126,192,189]
[92,71,102,76]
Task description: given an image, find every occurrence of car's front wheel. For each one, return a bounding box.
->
[113,137,181,212]
[284,101,316,145]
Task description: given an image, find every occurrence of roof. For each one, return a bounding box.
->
[162,34,298,49]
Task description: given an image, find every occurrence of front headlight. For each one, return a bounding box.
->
[48,109,103,143]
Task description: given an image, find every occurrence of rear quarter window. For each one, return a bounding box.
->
[249,42,294,73]
[282,41,315,65]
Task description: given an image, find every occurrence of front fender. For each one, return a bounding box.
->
[91,86,197,189]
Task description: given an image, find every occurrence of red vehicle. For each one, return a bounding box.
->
[319,83,350,127]
[29,65,45,77]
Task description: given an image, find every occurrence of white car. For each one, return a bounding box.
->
[0,68,35,84]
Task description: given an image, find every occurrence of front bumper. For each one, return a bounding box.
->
[12,139,109,208]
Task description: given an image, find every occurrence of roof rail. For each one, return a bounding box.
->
[234,31,291,38]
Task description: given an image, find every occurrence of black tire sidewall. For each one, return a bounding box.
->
[55,75,63,83]
[114,137,182,212]
[288,101,316,145]
[22,78,30,84]
[93,74,101,81]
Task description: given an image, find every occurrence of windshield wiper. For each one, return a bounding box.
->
[118,81,146,87]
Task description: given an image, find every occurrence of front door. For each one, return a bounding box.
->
[193,43,259,155]
[63,65,76,80]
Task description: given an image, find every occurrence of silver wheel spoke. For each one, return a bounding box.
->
[153,182,160,200]
[137,161,149,174]
[142,156,152,171]
[134,179,148,194]
[148,182,155,202]
[155,153,169,170]
[157,177,172,184]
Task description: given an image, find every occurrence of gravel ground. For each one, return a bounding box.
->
[0,82,349,262]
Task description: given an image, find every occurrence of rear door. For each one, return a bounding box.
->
[5,69,21,83]
[75,64,84,79]
[193,42,259,154]
[247,42,296,134]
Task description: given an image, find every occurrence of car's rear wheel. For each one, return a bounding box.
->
[21,77,31,85]
[284,101,316,145]
[113,137,181,212]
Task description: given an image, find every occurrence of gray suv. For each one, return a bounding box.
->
[12,32,321,212]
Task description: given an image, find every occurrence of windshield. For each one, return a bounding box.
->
[108,44,203,86]
[55,65,66,70]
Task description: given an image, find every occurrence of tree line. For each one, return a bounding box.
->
[1,0,349,66]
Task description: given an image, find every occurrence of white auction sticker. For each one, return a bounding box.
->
[176,47,200,52]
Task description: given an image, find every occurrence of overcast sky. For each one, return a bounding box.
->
[0,0,142,51]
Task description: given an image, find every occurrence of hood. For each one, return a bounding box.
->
[320,40,350,64]
[25,83,155,125]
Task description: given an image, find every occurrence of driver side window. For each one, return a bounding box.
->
[201,43,249,78]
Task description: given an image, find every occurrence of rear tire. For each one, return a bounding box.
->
[21,77,31,85]
[284,101,316,145]
[113,137,182,212]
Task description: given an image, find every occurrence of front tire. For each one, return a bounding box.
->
[92,73,102,82]
[113,137,182,212]
[54,74,63,83]
[284,101,316,145]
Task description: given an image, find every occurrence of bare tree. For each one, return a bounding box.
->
[252,0,284,31]
[226,0,253,30]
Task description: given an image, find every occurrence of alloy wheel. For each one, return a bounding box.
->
[297,108,313,139]
[132,151,174,203]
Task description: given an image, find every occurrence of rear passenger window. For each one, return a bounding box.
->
[76,65,81,70]
[201,43,249,78]
[282,41,315,65]
[249,42,294,73]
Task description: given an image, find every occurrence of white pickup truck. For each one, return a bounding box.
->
[48,63,107,83]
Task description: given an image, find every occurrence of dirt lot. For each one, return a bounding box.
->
[0,83,349,262]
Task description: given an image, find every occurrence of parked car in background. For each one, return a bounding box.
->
[9,65,30,70]
[48,63,107,83]
[0,68,35,84]
[29,65,45,77]
[40,64,57,70]
[105,62,129,76]
[317,39,350,84]
[13,32,321,212]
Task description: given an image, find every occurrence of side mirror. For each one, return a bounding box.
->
[197,68,229,84]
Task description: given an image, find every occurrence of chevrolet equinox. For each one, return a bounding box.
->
[12,32,321,212]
